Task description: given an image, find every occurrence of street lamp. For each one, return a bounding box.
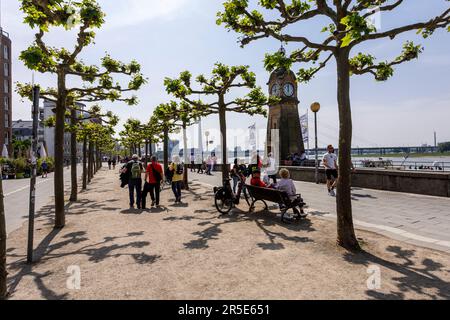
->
[310,102,321,184]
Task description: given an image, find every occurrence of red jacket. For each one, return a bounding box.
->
[250,177,267,188]
[146,162,163,184]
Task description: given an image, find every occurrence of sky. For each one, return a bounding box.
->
[2,0,450,150]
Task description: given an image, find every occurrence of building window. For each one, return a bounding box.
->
[3,96,8,111]
[3,79,8,93]
[3,63,8,77]
[3,45,8,60]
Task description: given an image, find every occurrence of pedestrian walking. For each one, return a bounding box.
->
[169,155,184,203]
[195,154,204,174]
[142,155,164,209]
[122,154,144,209]
[265,152,278,184]
[323,145,338,197]
[190,154,195,172]
[41,160,48,178]
[112,158,116,170]
[205,156,212,175]
[211,153,217,172]
[108,158,112,170]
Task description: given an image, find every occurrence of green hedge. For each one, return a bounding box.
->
[0,157,55,177]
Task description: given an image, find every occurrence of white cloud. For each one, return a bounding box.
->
[99,0,190,28]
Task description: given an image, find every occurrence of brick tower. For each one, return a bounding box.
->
[266,59,305,162]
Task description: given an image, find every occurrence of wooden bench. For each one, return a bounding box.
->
[245,185,307,222]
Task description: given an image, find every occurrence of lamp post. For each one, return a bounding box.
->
[310,102,321,184]
[27,85,40,264]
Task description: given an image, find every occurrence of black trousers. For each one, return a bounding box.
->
[142,181,161,208]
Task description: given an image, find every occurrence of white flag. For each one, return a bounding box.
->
[300,113,309,143]
[249,123,256,149]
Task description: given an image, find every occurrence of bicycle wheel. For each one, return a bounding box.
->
[214,188,233,215]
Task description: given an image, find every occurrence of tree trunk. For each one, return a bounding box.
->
[335,50,360,251]
[88,141,93,183]
[69,109,78,202]
[54,73,67,228]
[94,144,98,174]
[93,149,97,174]
[163,126,169,171]
[82,136,87,190]
[182,124,189,190]
[145,141,149,167]
[0,177,7,299]
[218,97,229,181]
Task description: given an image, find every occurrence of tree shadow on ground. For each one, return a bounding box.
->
[120,208,144,215]
[7,230,157,299]
[169,202,189,208]
[228,208,316,251]
[143,206,169,214]
[305,210,331,217]
[178,204,316,251]
[351,193,378,201]
[343,245,450,300]
[186,184,215,202]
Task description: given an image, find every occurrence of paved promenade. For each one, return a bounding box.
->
[190,172,450,253]
[6,168,450,299]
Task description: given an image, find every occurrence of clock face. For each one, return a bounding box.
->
[271,84,281,96]
[283,83,295,97]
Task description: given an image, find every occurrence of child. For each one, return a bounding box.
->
[250,169,267,188]
[250,169,276,189]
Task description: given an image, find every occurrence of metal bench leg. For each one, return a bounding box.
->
[280,209,290,223]
[262,200,268,211]
[249,200,256,213]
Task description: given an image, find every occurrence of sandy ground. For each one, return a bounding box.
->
[5,168,450,300]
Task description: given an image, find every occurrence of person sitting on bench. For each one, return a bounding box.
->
[276,168,308,218]
[250,169,269,188]
[251,169,276,189]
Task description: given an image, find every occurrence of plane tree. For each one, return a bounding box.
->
[152,101,205,189]
[74,106,119,190]
[149,105,181,171]
[217,0,450,250]
[164,63,273,181]
[17,0,146,228]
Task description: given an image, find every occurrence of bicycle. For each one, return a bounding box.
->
[214,175,251,214]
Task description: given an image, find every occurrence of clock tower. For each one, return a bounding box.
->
[266,61,305,162]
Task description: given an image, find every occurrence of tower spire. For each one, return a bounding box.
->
[279,43,286,56]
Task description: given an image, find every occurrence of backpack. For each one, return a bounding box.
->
[175,163,184,175]
[130,161,141,179]
[165,166,174,182]
[151,164,162,182]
